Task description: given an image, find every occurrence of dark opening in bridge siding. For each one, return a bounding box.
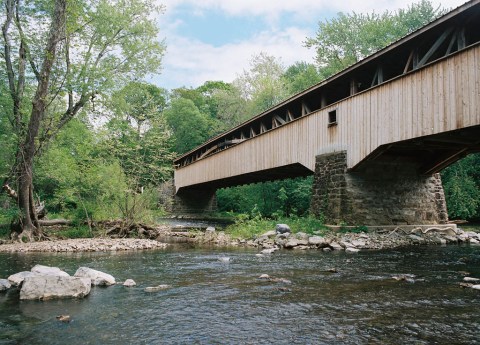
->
[328,109,337,127]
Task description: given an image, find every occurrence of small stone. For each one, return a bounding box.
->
[218,257,230,263]
[471,285,480,290]
[261,248,278,255]
[144,285,171,292]
[206,227,215,232]
[323,247,332,252]
[346,247,360,253]
[259,274,270,279]
[469,238,480,245]
[255,254,265,258]
[463,277,480,282]
[123,279,136,287]
[408,235,425,244]
[275,224,291,234]
[326,268,338,273]
[56,315,71,323]
[329,242,343,250]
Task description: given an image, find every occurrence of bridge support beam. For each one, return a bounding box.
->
[159,180,217,216]
[310,151,448,226]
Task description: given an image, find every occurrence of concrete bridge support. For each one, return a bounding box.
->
[159,180,217,215]
[310,151,448,226]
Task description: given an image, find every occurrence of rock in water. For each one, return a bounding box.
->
[144,285,171,292]
[0,279,11,291]
[20,276,91,300]
[31,265,70,277]
[123,279,136,287]
[74,267,116,286]
[218,257,230,263]
[56,315,71,323]
[8,271,39,287]
[463,277,480,282]
[275,224,291,234]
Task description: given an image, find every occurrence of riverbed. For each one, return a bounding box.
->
[1,244,479,344]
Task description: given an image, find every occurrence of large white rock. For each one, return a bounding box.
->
[31,265,70,277]
[20,276,91,300]
[308,236,326,246]
[0,279,11,291]
[123,279,136,287]
[74,267,116,286]
[8,271,39,287]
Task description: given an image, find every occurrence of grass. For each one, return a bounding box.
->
[224,214,328,239]
[52,225,93,239]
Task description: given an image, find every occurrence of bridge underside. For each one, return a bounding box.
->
[354,125,480,175]
[176,162,313,193]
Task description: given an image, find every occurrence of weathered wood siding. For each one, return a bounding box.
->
[174,44,480,191]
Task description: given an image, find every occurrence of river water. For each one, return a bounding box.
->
[1,244,479,344]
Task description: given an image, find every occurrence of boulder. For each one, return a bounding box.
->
[284,239,299,249]
[262,230,277,238]
[123,279,136,287]
[8,271,39,287]
[308,236,326,246]
[0,279,11,291]
[472,285,480,290]
[74,267,116,286]
[275,224,291,234]
[408,235,425,244]
[31,265,70,277]
[329,242,343,251]
[470,238,480,245]
[295,232,309,241]
[463,277,480,282]
[20,276,91,300]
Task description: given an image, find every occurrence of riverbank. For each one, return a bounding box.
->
[0,238,167,253]
[0,223,479,253]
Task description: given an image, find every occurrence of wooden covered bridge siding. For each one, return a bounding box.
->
[174,43,480,192]
[170,1,480,222]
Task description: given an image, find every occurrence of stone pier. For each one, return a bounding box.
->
[159,180,217,215]
[310,151,448,225]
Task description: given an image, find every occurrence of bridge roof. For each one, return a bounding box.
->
[174,0,480,166]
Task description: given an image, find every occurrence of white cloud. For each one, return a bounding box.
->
[155,27,315,89]
[159,0,468,22]
[153,0,469,89]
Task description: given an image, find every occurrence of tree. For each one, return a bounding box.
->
[234,52,288,117]
[282,62,322,95]
[305,0,445,79]
[1,0,165,240]
[164,98,211,155]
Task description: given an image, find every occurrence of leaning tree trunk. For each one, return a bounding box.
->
[12,0,67,241]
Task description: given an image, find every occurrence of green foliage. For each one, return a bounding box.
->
[217,177,313,217]
[224,211,326,239]
[442,154,480,220]
[164,98,212,154]
[282,62,322,95]
[305,0,445,79]
[53,226,94,239]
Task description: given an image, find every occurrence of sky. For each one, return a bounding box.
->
[151,0,468,90]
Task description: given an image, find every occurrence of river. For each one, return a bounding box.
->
[1,244,479,344]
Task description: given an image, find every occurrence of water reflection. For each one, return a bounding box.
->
[0,245,479,344]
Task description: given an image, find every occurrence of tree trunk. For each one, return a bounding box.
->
[12,0,67,240]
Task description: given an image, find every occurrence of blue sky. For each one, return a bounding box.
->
[152,0,467,90]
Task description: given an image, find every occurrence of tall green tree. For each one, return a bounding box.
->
[305,0,445,79]
[1,0,165,240]
[282,62,322,95]
[164,98,212,155]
